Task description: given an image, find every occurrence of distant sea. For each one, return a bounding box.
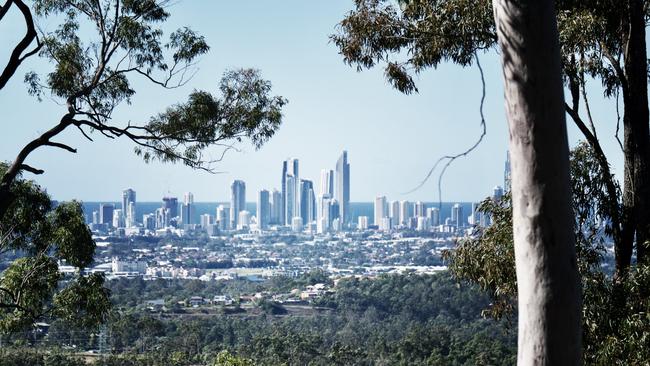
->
[82,201,475,225]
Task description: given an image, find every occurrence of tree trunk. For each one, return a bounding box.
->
[623,0,650,267]
[493,0,582,364]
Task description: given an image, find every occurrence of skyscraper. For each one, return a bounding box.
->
[281,160,287,225]
[230,180,246,229]
[285,175,296,223]
[335,151,350,227]
[300,179,315,224]
[181,192,194,226]
[258,189,270,230]
[451,203,463,228]
[317,194,332,233]
[504,151,512,192]
[162,196,178,219]
[282,158,300,225]
[270,189,282,225]
[414,201,425,217]
[122,188,136,226]
[427,207,440,226]
[389,200,400,228]
[319,169,334,197]
[99,203,114,227]
[399,200,411,227]
[374,196,387,226]
[216,204,230,230]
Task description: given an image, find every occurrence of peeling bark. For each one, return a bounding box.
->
[493,0,582,364]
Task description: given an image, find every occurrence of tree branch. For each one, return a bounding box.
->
[0,0,40,90]
[19,164,44,175]
[403,51,487,208]
[44,141,77,153]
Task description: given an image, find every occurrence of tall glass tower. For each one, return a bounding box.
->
[230,180,246,229]
[335,151,350,227]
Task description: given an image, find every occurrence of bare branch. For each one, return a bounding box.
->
[615,88,624,152]
[0,0,39,90]
[19,164,44,175]
[44,141,77,153]
[403,52,487,208]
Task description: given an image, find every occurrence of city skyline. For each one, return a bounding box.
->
[0,1,621,204]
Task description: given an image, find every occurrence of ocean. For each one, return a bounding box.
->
[82,201,476,224]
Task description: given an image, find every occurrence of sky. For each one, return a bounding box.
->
[0,1,625,203]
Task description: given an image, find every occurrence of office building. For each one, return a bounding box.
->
[270,189,282,225]
[335,151,350,227]
[122,188,136,226]
[112,209,124,228]
[99,203,115,227]
[230,180,246,229]
[374,196,387,226]
[300,179,316,224]
[417,216,430,231]
[282,158,300,226]
[181,192,194,226]
[414,201,425,218]
[358,216,369,230]
[389,200,400,228]
[399,200,411,227]
[143,213,155,230]
[237,210,251,230]
[200,214,213,228]
[427,207,440,226]
[258,189,270,230]
[451,203,463,228]
[162,196,178,219]
[216,204,230,230]
[291,216,303,232]
[285,175,296,224]
[319,169,334,197]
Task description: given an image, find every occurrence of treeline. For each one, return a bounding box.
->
[4,273,516,365]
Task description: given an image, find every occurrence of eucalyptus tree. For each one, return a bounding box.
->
[0,0,286,335]
[0,163,111,334]
[334,0,584,363]
[0,0,287,219]
[332,0,649,276]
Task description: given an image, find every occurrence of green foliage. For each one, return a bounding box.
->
[332,0,644,96]
[442,193,515,320]
[18,0,286,176]
[331,0,494,94]
[446,142,650,363]
[139,68,287,169]
[212,350,254,366]
[0,165,110,333]
[0,347,85,366]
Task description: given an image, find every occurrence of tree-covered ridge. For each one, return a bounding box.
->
[1,273,516,365]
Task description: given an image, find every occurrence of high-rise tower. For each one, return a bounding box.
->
[122,188,136,227]
[258,189,270,230]
[319,169,334,197]
[230,180,246,229]
[504,151,512,192]
[282,158,300,225]
[300,179,315,224]
[181,192,194,226]
[335,151,350,227]
[374,196,387,227]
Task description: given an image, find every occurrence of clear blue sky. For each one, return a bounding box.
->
[0,1,624,203]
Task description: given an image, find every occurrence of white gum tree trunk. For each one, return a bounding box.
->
[492,0,582,364]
